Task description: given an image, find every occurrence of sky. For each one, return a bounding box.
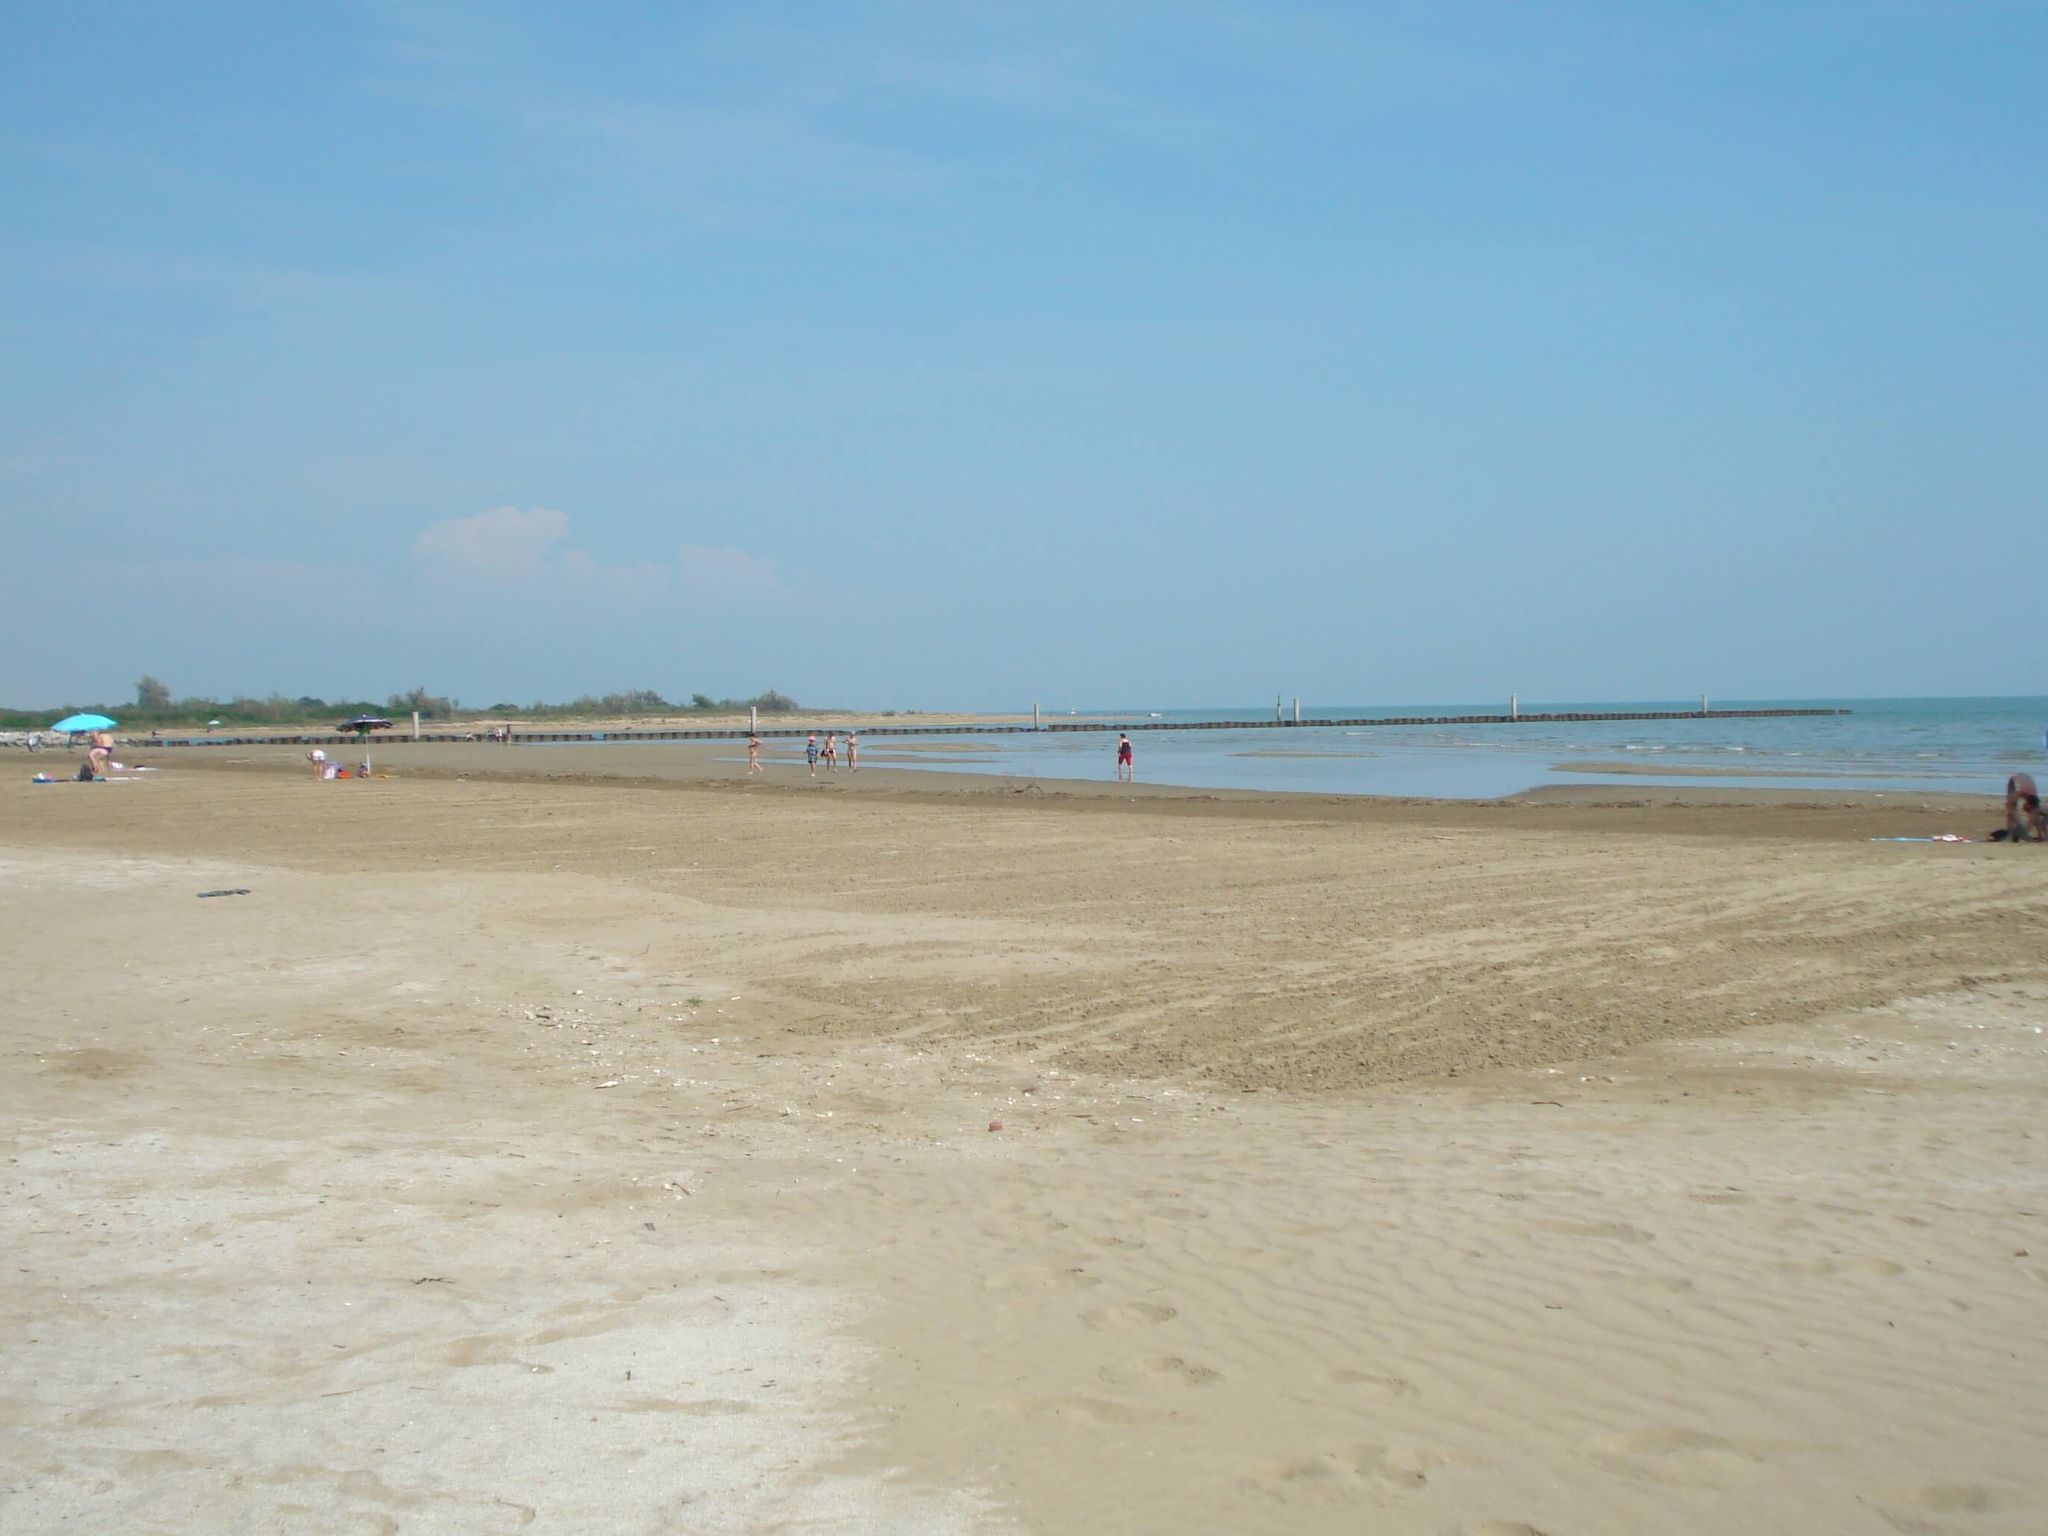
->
[2,1,2043,711]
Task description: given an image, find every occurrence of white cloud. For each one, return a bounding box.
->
[413,505,571,582]
[412,510,785,609]
[558,547,673,603]
[676,544,788,604]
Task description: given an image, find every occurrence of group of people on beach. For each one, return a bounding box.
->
[795,732,857,776]
[738,731,863,777]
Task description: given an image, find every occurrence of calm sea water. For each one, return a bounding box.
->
[843,697,2048,799]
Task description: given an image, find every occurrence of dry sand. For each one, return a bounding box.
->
[5,757,2047,1534]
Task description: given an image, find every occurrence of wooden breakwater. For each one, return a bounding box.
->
[118,707,1849,750]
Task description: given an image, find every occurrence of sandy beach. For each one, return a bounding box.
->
[6,755,2047,1534]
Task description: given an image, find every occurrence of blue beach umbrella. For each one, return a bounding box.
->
[51,713,117,734]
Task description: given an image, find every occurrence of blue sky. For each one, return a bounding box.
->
[3,1,2042,710]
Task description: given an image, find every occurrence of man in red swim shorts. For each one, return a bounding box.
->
[1115,733,1134,783]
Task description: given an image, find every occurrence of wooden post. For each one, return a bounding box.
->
[412,710,420,740]
[750,705,759,733]
[1293,697,1301,724]
[1033,702,1040,731]
[1701,693,1709,714]
[1511,694,1518,719]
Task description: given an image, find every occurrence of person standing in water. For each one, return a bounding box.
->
[1115,733,1134,783]
[747,732,762,774]
[823,732,839,771]
[846,732,859,772]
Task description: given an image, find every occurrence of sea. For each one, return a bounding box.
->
[839,697,2048,800]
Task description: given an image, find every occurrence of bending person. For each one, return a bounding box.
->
[2005,773,2047,841]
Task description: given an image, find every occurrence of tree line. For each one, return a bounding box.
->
[0,678,802,730]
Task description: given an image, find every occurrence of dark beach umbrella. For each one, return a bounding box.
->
[336,715,394,773]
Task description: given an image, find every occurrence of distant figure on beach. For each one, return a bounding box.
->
[307,749,327,777]
[847,732,859,772]
[747,733,761,774]
[1116,733,1134,783]
[87,730,113,779]
[823,732,839,771]
[2004,773,2047,841]
[806,734,819,776]
[26,731,41,753]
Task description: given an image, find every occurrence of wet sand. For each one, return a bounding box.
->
[5,759,2046,1532]
[1552,758,1976,782]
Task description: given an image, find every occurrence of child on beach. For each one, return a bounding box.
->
[806,735,819,776]
[748,733,762,774]
[847,732,858,772]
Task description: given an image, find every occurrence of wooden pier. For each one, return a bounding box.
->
[121,707,1850,751]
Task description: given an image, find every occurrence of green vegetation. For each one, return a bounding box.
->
[479,688,799,719]
[0,679,802,731]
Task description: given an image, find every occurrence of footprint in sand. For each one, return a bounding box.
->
[1080,1300,1177,1331]
[1328,1368,1419,1398]
[981,1265,1102,1294]
[1017,1394,1182,1426]
[1876,1483,2005,1514]
[982,1214,1070,1240]
[613,1396,754,1416]
[1533,1219,1655,1244]
[444,1336,554,1373]
[1099,1355,1222,1389]
[1769,1256,1906,1279]
[1242,1444,1443,1501]
[1584,1427,1765,1489]
[1474,1523,1552,1536]
[1628,1274,1696,1294]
